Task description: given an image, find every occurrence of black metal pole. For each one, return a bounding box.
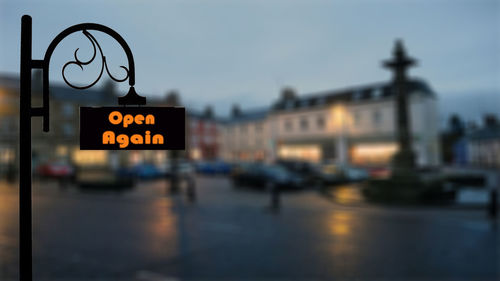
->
[18,16,147,281]
[270,184,280,212]
[19,14,33,281]
[170,150,180,194]
[489,189,497,219]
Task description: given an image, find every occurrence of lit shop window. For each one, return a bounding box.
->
[190,148,201,160]
[56,145,68,157]
[350,143,397,165]
[154,151,167,165]
[278,145,321,163]
[129,151,143,166]
[0,148,14,164]
[72,150,108,166]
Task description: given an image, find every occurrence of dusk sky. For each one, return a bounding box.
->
[1,0,498,120]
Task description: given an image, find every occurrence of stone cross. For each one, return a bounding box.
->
[383,40,417,169]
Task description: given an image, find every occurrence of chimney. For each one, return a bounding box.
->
[204,105,214,119]
[281,87,297,101]
[231,104,241,118]
[165,90,180,106]
[483,114,499,128]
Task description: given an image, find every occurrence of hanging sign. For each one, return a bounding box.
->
[80,107,185,150]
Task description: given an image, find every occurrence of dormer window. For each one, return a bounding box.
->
[317,97,326,105]
[373,88,383,99]
[285,100,295,110]
[353,90,363,101]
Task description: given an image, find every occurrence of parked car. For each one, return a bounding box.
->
[276,159,325,187]
[36,161,74,179]
[134,163,163,179]
[366,166,391,179]
[117,163,163,179]
[78,167,134,191]
[317,163,369,183]
[339,164,369,181]
[232,163,304,190]
[163,161,196,178]
[316,164,344,185]
[196,160,231,175]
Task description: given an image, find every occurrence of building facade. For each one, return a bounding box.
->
[220,106,271,162]
[0,72,441,180]
[187,107,222,161]
[269,80,440,166]
[465,118,500,168]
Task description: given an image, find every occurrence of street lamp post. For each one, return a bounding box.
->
[19,15,146,281]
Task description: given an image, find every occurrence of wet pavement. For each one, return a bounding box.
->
[0,177,498,280]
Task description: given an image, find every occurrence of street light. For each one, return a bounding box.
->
[19,15,147,281]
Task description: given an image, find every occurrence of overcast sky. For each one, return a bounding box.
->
[0,0,499,120]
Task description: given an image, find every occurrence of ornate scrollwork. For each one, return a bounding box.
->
[62,30,129,89]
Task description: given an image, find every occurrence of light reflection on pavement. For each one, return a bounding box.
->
[0,177,497,281]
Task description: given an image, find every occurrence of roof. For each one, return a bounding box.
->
[467,126,500,141]
[49,86,115,104]
[226,107,269,124]
[0,74,20,90]
[272,79,435,111]
[0,73,116,105]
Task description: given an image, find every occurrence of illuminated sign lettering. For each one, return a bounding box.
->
[80,107,185,150]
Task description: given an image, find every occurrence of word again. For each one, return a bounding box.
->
[103,112,163,148]
[103,130,164,148]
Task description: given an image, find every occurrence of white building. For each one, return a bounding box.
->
[269,79,440,167]
[220,106,271,162]
[466,123,500,168]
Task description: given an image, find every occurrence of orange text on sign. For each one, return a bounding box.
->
[102,111,164,148]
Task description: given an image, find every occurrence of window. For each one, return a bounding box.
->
[373,110,382,125]
[318,97,327,105]
[300,117,309,131]
[353,111,361,125]
[285,100,295,110]
[353,90,363,101]
[240,125,247,134]
[256,123,263,133]
[62,103,74,117]
[373,88,383,99]
[191,135,198,146]
[316,115,325,129]
[0,117,14,133]
[62,123,74,136]
[284,119,293,132]
[190,120,198,130]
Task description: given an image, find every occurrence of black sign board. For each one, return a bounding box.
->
[80,107,185,150]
